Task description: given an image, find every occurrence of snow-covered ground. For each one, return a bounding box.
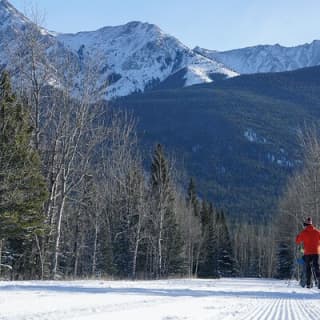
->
[0,278,319,319]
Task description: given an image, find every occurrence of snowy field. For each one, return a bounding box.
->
[0,278,320,320]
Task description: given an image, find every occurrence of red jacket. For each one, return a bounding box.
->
[296,225,320,255]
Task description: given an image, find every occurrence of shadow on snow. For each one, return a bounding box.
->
[0,284,318,301]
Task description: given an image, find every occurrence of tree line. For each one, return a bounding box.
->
[276,127,320,280]
[0,67,242,280]
[0,16,290,281]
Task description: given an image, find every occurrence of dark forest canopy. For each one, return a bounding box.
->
[114,66,320,219]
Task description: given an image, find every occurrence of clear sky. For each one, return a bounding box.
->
[9,0,320,51]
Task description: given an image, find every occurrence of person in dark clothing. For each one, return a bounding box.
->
[296,217,320,288]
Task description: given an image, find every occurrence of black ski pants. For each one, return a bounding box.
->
[304,254,320,287]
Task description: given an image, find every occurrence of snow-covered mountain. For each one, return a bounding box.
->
[195,41,320,74]
[0,0,78,89]
[0,0,33,68]
[3,0,320,99]
[0,0,237,99]
[57,22,237,99]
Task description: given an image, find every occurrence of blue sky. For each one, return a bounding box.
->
[10,0,320,51]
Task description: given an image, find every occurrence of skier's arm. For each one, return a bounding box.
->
[296,232,303,244]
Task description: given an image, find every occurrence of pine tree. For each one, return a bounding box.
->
[187,178,200,217]
[216,210,238,277]
[198,203,219,278]
[277,241,294,279]
[150,144,183,277]
[0,71,47,277]
[199,200,211,230]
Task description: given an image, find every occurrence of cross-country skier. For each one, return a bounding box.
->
[296,217,320,289]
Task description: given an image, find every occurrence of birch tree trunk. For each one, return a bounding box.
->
[0,239,2,277]
[92,216,99,276]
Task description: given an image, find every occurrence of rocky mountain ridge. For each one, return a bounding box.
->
[195,41,320,74]
[1,0,320,99]
[0,0,237,99]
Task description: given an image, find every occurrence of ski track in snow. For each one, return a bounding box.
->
[0,297,173,320]
[0,279,320,320]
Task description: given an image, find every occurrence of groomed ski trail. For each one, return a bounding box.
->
[0,278,319,320]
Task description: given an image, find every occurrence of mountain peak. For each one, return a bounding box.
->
[57,19,237,99]
[0,1,237,100]
[196,40,320,74]
[5,0,320,99]
[125,21,152,28]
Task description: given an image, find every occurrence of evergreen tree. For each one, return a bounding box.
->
[150,144,183,277]
[216,210,238,277]
[187,178,200,217]
[198,203,219,278]
[277,241,294,279]
[0,71,47,277]
[112,220,131,277]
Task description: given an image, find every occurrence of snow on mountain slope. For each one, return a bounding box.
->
[195,41,320,74]
[0,0,60,59]
[0,0,29,30]
[0,1,237,100]
[0,278,319,319]
[0,0,29,68]
[57,22,237,99]
[3,0,320,99]
[0,0,77,89]
[184,54,237,86]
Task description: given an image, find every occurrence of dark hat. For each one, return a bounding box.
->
[304,217,313,226]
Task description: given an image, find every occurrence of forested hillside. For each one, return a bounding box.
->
[1,67,246,280]
[115,66,320,219]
